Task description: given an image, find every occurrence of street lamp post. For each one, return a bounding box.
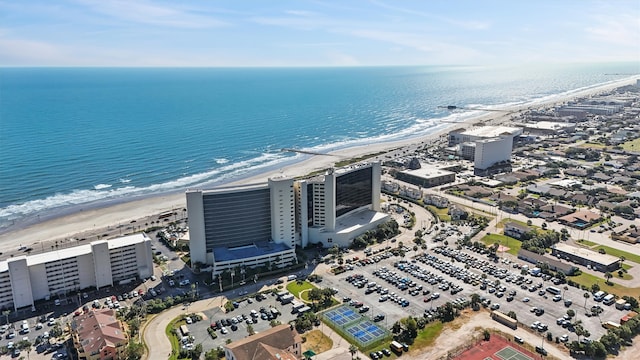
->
[231,270,235,288]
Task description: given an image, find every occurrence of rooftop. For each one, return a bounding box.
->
[399,163,455,180]
[71,308,127,357]
[336,209,389,234]
[521,121,575,130]
[558,210,601,224]
[213,241,292,262]
[0,233,149,272]
[225,324,301,360]
[553,243,620,266]
[457,126,522,138]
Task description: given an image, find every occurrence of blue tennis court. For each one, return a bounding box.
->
[323,305,360,327]
[323,305,389,348]
[345,320,387,347]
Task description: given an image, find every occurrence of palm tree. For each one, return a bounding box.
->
[583,292,590,309]
[349,344,358,359]
[605,272,613,285]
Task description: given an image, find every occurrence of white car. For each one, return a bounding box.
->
[48,318,56,326]
[220,327,228,334]
[522,297,530,302]
[185,317,192,324]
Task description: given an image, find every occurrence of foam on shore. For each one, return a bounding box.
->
[0,76,636,254]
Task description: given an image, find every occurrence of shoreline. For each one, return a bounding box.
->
[0,76,637,256]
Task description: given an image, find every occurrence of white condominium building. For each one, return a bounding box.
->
[0,233,153,311]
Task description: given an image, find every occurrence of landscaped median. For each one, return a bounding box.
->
[286,280,316,302]
[286,279,340,308]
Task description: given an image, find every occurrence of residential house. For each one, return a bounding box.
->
[423,194,449,209]
[71,309,128,360]
[565,168,588,177]
[591,172,612,182]
[558,210,601,228]
[538,204,573,220]
[399,186,422,200]
[448,205,469,221]
[225,324,302,360]
[504,222,533,240]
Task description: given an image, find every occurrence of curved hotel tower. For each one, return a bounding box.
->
[186,162,388,276]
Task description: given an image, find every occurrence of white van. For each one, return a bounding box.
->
[287,275,297,281]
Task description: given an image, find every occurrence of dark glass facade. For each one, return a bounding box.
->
[335,167,372,218]
[307,183,314,226]
[202,188,272,249]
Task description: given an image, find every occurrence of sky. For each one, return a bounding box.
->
[1,0,639,67]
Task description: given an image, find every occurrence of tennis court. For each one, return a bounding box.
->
[323,305,360,327]
[345,320,387,347]
[495,346,533,360]
[322,305,389,348]
[451,335,537,360]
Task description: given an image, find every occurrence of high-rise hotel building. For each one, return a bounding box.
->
[187,162,389,276]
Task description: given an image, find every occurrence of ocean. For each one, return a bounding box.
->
[0,63,638,231]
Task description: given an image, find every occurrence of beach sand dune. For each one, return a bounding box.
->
[0,77,636,256]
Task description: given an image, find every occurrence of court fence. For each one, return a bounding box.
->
[320,305,392,352]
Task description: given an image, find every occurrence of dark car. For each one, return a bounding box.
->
[535,346,547,356]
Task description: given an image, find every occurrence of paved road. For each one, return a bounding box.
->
[416,185,640,288]
[142,296,229,360]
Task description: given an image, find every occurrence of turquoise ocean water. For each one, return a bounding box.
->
[0,63,638,231]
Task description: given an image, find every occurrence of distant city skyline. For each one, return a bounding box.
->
[1,0,639,67]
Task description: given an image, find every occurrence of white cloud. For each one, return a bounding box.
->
[325,51,360,66]
[369,0,491,30]
[284,10,318,17]
[0,37,71,65]
[74,0,228,28]
[586,14,640,46]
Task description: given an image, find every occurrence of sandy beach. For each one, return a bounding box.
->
[0,77,636,258]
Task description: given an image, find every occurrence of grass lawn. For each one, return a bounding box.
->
[580,142,607,149]
[621,137,640,152]
[569,271,640,299]
[592,245,640,265]
[166,317,187,360]
[287,281,316,300]
[426,205,451,222]
[302,330,333,354]
[496,218,530,229]
[480,234,522,256]
[411,321,445,351]
[576,239,598,247]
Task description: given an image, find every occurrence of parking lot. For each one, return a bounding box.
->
[0,263,171,359]
[177,291,300,351]
[318,241,627,348]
